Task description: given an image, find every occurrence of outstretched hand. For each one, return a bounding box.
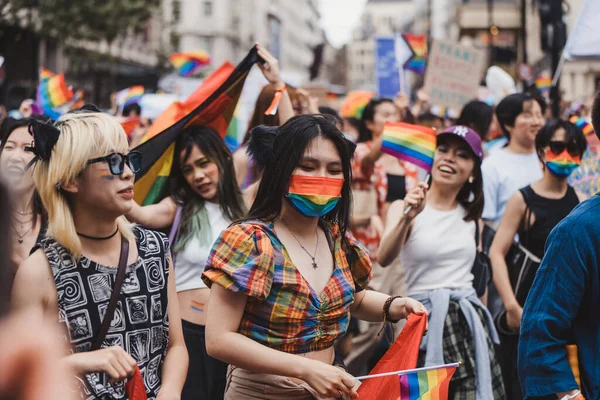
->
[256,44,284,88]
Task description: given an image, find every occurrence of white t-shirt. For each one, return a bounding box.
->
[174,201,230,292]
[400,204,475,295]
[481,148,543,226]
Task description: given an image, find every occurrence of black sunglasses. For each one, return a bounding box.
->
[548,141,580,157]
[88,151,142,175]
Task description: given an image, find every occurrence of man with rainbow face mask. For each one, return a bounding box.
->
[490,119,588,400]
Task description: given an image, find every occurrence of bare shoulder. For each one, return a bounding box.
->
[12,248,54,310]
[507,190,527,213]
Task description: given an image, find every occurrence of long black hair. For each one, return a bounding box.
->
[437,135,484,222]
[0,182,12,318]
[358,98,394,143]
[535,119,587,161]
[170,126,246,249]
[0,116,47,229]
[246,114,355,236]
[457,101,494,141]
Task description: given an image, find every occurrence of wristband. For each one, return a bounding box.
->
[383,295,404,324]
[264,84,287,116]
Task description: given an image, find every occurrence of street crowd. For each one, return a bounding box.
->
[0,44,599,400]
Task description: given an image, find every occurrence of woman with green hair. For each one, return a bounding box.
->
[128,125,246,400]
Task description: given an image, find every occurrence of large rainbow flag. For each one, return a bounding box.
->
[134,46,260,205]
[403,34,428,75]
[39,67,54,82]
[381,122,437,171]
[398,365,456,399]
[170,51,211,77]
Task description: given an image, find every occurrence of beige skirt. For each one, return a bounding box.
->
[225,365,348,400]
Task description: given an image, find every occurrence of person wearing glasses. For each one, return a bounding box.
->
[126,125,246,400]
[11,107,188,399]
[489,119,587,399]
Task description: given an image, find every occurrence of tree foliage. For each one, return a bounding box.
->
[0,0,161,43]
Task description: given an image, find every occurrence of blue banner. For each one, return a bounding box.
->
[375,38,401,98]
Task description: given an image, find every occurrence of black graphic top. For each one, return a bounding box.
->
[38,226,171,399]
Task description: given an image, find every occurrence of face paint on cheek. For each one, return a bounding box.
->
[98,167,115,181]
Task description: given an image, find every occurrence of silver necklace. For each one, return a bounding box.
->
[281,217,319,269]
[12,225,32,244]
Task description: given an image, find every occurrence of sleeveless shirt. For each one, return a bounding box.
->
[37,226,171,400]
[518,185,580,259]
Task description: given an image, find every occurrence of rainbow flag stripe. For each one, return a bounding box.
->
[381,122,437,171]
[570,116,594,136]
[399,366,455,400]
[170,51,211,77]
[39,67,54,82]
[341,90,374,119]
[535,75,552,95]
[403,34,428,75]
[124,85,144,107]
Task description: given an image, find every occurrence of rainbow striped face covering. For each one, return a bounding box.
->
[545,148,581,177]
[286,175,344,217]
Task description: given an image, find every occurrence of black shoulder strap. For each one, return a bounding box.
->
[474,220,480,247]
[91,235,130,351]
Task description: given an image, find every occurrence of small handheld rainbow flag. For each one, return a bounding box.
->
[124,86,144,108]
[341,90,374,119]
[569,115,595,136]
[170,51,211,77]
[381,122,437,171]
[398,364,457,400]
[36,73,74,119]
[535,74,552,96]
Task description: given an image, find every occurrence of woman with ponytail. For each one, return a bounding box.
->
[201,114,426,399]
[11,106,188,399]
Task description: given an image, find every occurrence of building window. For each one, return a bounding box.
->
[172,0,181,23]
[204,1,212,17]
[267,15,281,62]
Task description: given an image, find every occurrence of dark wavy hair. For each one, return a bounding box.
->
[358,97,394,143]
[535,119,587,161]
[245,114,355,236]
[0,182,12,318]
[0,116,48,230]
[170,126,246,248]
[437,135,484,222]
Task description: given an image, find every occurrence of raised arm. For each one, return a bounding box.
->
[205,285,358,398]
[157,255,188,399]
[378,183,427,267]
[126,196,178,230]
[255,44,293,126]
[488,191,526,331]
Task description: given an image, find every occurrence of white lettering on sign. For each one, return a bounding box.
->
[453,126,469,137]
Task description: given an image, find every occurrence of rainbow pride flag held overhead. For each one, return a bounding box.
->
[398,365,456,400]
[134,47,260,205]
[36,73,74,120]
[570,115,595,136]
[403,34,428,75]
[170,51,211,77]
[381,122,437,171]
[124,86,144,107]
[341,90,374,119]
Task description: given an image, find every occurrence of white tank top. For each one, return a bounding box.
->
[400,203,475,295]
[174,201,230,292]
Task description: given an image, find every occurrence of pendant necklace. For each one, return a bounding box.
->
[281,217,319,269]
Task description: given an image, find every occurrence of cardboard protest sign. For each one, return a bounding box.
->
[424,40,486,110]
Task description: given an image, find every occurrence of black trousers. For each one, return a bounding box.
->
[181,319,228,400]
[498,330,522,400]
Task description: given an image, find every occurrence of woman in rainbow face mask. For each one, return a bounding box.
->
[201,114,426,399]
[489,119,587,398]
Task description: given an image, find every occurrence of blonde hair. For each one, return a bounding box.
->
[33,111,135,258]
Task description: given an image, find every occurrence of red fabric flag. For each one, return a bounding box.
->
[125,366,147,400]
[357,313,428,399]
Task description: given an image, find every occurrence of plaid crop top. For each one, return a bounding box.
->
[202,219,372,354]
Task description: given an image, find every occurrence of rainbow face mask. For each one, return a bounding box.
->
[545,148,581,177]
[286,175,344,217]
